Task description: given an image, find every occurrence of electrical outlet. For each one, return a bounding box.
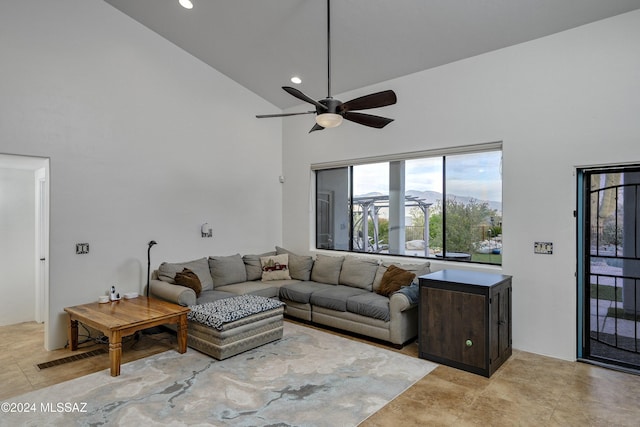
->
[76,243,89,254]
[534,242,553,255]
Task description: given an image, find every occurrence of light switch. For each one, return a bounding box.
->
[534,242,553,255]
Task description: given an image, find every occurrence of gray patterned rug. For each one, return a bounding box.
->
[5,322,436,426]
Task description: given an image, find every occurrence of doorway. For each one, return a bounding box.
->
[578,165,640,371]
[0,154,49,338]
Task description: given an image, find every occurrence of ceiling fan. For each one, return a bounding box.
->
[256,0,397,133]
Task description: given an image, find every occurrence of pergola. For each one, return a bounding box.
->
[352,195,432,255]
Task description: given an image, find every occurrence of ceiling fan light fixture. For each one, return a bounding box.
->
[179,0,194,10]
[315,113,343,128]
[290,76,302,84]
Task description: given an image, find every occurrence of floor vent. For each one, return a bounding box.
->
[36,348,107,370]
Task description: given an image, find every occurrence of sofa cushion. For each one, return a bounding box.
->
[209,254,247,287]
[279,281,335,304]
[158,257,214,292]
[260,254,292,281]
[376,265,416,297]
[310,254,344,285]
[195,290,238,305]
[216,281,281,298]
[243,251,276,281]
[346,293,391,322]
[174,268,202,296]
[188,295,285,330]
[309,285,368,312]
[373,261,431,292]
[276,246,314,281]
[339,256,379,291]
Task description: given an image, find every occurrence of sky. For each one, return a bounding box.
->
[353,151,502,202]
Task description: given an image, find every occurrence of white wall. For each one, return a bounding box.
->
[282,10,640,361]
[0,0,283,349]
[0,168,36,325]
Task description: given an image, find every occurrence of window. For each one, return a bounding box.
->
[314,145,502,265]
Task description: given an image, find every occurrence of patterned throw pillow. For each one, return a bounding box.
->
[260,254,291,281]
[376,265,416,297]
[174,268,203,296]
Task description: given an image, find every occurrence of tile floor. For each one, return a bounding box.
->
[0,321,175,400]
[2,321,640,426]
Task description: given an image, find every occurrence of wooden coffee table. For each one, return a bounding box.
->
[64,296,190,376]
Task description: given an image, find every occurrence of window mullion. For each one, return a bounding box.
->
[349,166,354,252]
[442,156,447,258]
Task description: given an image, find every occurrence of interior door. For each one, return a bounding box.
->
[35,168,48,324]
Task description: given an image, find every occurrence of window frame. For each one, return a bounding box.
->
[313,142,503,266]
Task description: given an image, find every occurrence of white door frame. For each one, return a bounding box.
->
[0,153,49,346]
[34,166,49,326]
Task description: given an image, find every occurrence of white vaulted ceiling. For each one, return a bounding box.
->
[104,0,640,109]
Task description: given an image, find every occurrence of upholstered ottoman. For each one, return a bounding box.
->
[186,295,284,360]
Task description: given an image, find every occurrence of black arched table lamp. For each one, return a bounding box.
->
[146,240,157,297]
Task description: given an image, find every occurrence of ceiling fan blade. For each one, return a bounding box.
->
[343,112,394,129]
[256,111,315,118]
[341,90,397,112]
[283,87,328,111]
[309,123,325,133]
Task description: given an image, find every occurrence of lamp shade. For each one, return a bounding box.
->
[315,113,343,128]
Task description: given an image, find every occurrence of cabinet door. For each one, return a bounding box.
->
[422,287,486,370]
[490,284,512,369]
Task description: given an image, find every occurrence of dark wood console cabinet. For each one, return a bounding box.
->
[419,270,512,377]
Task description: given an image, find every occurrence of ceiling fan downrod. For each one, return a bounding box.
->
[326,0,332,99]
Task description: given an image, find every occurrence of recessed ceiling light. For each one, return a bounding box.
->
[179,0,194,9]
[290,76,302,84]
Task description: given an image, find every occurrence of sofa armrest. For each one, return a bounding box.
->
[388,292,418,346]
[389,292,413,312]
[149,279,196,306]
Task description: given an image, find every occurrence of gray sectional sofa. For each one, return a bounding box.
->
[149,247,430,347]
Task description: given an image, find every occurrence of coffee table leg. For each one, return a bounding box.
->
[68,318,78,351]
[177,314,188,354]
[109,330,122,377]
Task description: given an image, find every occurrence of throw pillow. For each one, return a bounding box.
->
[372,261,430,291]
[376,265,416,297]
[208,254,247,287]
[399,262,431,284]
[157,257,214,292]
[260,254,292,281]
[174,268,202,296]
[275,246,314,281]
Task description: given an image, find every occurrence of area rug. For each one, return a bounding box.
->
[5,322,436,426]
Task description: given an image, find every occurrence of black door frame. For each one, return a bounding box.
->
[578,164,640,371]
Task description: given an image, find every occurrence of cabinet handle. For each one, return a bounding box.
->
[465,339,473,347]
